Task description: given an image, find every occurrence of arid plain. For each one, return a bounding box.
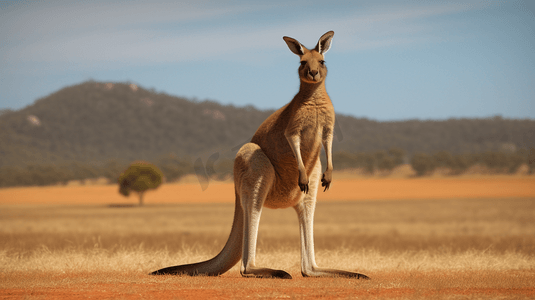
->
[1,170,534,299]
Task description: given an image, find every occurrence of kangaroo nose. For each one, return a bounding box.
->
[309,70,318,77]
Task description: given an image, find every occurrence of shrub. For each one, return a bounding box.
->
[411,153,435,176]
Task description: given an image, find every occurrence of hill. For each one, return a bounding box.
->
[1,81,534,169]
[0,81,272,167]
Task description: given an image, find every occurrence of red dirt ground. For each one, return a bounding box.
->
[2,271,534,299]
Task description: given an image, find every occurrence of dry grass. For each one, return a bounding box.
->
[1,198,534,275]
[1,184,534,298]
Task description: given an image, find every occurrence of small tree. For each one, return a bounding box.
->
[451,154,471,174]
[433,151,454,169]
[388,147,405,166]
[411,153,435,176]
[377,156,395,171]
[118,161,164,206]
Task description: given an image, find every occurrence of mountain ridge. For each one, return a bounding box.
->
[1,81,534,168]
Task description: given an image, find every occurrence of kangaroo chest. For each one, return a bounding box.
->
[290,103,333,142]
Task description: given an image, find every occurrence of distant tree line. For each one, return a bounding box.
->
[0,155,192,188]
[411,148,535,176]
[331,148,406,173]
[1,148,532,188]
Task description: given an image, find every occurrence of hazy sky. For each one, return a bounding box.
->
[1,0,534,120]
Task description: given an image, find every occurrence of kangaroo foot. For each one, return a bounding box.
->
[241,267,293,279]
[302,268,370,280]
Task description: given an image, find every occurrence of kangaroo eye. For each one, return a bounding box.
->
[300,61,307,67]
[320,60,325,65]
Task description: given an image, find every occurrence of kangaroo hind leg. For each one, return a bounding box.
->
[235,143,292,279]
[294,160,370,279]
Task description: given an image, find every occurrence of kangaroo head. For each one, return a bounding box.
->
[283,31,334,84]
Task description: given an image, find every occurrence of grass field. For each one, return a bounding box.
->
[1,175,534,299]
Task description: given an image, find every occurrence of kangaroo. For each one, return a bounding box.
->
[151,31,369,280]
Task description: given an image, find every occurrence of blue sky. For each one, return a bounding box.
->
[1,0,534,120]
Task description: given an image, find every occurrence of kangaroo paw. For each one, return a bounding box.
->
[299,182,309,194]
[321,172,331,192]
[321,176,331,192]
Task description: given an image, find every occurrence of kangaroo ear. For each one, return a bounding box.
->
[315,31,334,54]
[283,36,305,56]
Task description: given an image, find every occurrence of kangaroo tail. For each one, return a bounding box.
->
[150,194,243,276]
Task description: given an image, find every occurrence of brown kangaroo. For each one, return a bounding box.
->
[151,31,369,280]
